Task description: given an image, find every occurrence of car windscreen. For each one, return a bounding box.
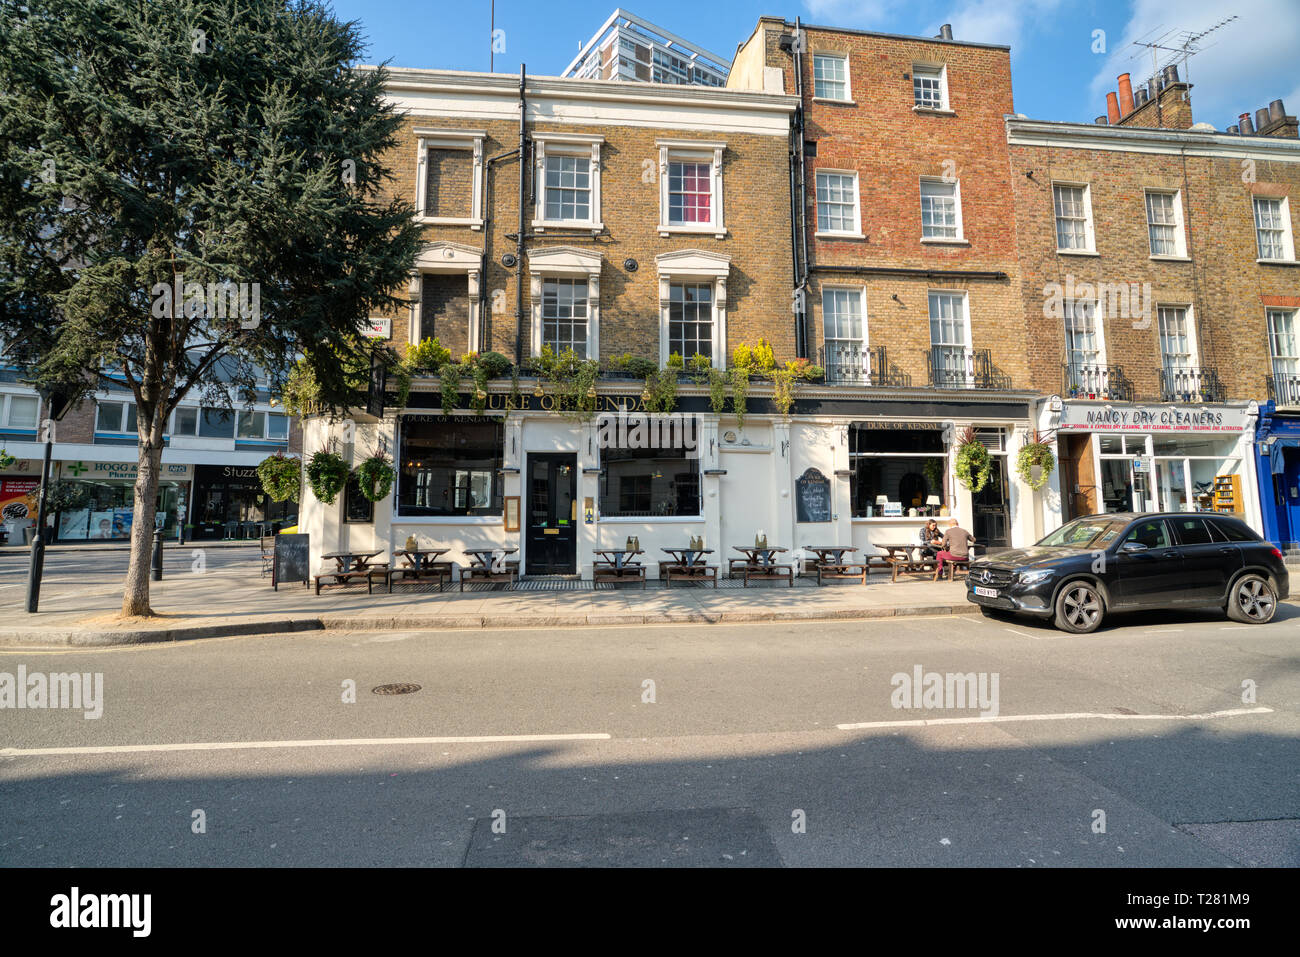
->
[1036,518,1124,549]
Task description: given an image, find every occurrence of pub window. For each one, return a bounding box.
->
[396,417,504,517]
[343,473,373,524]
[599,417,701,518]
[849,425,948,517]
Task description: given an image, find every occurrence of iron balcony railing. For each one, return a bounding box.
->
[1266,372,1300,407]
[818,344,911,387]
[926,347,1012,390]
[1062,362,1134,402]
[1159,366,1224,403]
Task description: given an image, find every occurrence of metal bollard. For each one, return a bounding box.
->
[151,527,163,581]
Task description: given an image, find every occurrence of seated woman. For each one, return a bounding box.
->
[917,518,944,557]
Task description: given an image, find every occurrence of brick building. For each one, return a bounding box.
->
[1007,75,1300,539]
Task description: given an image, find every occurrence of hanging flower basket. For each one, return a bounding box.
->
[1016,436,1056,492]
[954,427,992,493]
[0,449,15,470]
[256,453,301,503]
[355,455,396,502]
[306,450,349,505]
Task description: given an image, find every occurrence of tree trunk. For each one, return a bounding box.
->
[120,427,165,617]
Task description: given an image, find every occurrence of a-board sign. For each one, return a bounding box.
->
[273,533,310,590]
[795,468,832,523]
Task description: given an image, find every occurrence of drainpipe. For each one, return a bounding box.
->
[484,138,523,354]
[792,18,810,359]
[514,65,527,366]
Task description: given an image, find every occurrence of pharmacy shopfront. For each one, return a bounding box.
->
[1042,399,1260,531]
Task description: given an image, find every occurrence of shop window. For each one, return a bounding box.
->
[600,421,701,518]
[396,417,503,517]
[849,425,948,517]
[343,474,373,524]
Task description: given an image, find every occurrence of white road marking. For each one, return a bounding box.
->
[1003,627,1043,639]
[1,733,612,758]
[836,706,1272,731]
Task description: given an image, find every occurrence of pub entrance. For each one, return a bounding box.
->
[524,453,577,575]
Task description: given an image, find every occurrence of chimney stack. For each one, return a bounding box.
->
[1117,73,1134,116]
[1106,91,1121,124]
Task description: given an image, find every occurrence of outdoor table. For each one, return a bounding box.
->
[877,542,936,582]
[593,549,646,587]
[465,547,519,569]
[316,549,385,594]
[805,545,867,584]
[394,547,450,573]
[385,547,452,593]
[732,545,794,586]
[594,548,644,571]
[659,547,717,587]
[461,547,518,591]
[806,545,858,566]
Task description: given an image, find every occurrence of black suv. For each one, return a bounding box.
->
[967,512,1289,633]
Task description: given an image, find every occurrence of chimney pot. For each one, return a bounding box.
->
[1162,65,1180,86]
[1227,125,1239,135]
[1106,91,1121,124]
[1094,115,1109,125]
[938,23,953,40]
[1257,108,1272,131]
[1134,88,1149,108]
[1270,99,1286,121]
[1117,73,1134,116]
[1239,113,1255,135]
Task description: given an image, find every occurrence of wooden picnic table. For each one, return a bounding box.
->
[732,545,794,586]
[461,547,519,591]
[805,545,867,584]
[316,549,386,594]
[594,548,646,587]
[660,546,717,587]
[383,547,452,593]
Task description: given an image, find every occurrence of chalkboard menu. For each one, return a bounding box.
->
[273,533,310,590]
[795,468,832,523]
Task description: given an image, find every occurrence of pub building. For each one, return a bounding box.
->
[1035,397,1262,533]
[299,380,1039,581]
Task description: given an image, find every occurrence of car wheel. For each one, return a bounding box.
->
[1054,581,1104,634]
[1226,574,1277,624]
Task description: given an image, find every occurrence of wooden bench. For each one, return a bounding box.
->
[379,561,453,594]
[315,564,388,595]
[890,555,936,582]
[726,557,752,579]
[743,563,795,586]
[594,561,646,588]
[663,563,718,587]
[460,561,518,591]
[816,562,868,585]
[933,557,972,582]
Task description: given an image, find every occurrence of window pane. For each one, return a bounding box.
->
[920,180,958,238]
[397,418,504,516]
[1158,307,1191,370]
[8,395,38,429]
[199,408,235,439]
[1054,185,1088,249]
[237,411,266,439]
[816,171,857,232]
[1170,517,1213,545]
[542,278,589,357]
[1146,192,1178,255]
[668,282,713,361]
[267,413,289,440]
[1254,197,1286,259]
[600,426,701,517]
[175,406,199,435]
[913,68,943,109]
[343,473,374,523]
[813,54,846,100]
[95,401,124,432]
[543,155,591,221]
[668,161,711,225]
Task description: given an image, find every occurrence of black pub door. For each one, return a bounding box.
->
[972,457,1010,548]
[525,454,577,575]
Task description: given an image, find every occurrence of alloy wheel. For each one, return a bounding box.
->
[1236,578,1275,621]
[1062,585,1100,629]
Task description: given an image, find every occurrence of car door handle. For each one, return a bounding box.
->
[1218,547,1235,554]
[1160,550,1179,559]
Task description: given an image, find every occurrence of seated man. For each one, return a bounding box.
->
[935,518,974,576]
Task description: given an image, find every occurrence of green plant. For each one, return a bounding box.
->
[355,455,396,502]
[687,353,711,378]
[507,365,522,411]
[732,342,753,370]
[256,453,302,503]
[770,367,798,420]
[730,368,750,428]
[45,480,92,512]
[530,346,600,420]
[438,362,461,414]
[955,428,992,493]
[667,351,684,371]
[923,458,946,499]
[1017,434,1057,491]
[753,339,776,373]
[406,337,452,372]
[624,356,658,379]
[707,368,728,415]
[643,368,678,414]
[306,450,349,505]
[0,448,15,470]
[478,351,512,378]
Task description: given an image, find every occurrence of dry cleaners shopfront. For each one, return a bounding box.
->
[1044,399,1260,531]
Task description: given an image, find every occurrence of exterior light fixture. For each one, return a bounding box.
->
[533,383,544,398]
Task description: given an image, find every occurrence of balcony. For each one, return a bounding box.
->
[1062,362,1134,402]
[1159,366,1224,403]
[1266,372,1300,407]
[818,344,912,388]
[926,347,1012,390]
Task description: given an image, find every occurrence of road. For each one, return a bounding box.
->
[2,606,1298,866]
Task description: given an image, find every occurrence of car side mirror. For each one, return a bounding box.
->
[1120,541,1148,554]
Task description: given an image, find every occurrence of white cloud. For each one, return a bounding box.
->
[941,0,1063,49]
[1089,0,1300,130]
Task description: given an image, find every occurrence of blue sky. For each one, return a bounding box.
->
[329,0,1300,131]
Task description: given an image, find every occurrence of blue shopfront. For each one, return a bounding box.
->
[1254,400,1300,546]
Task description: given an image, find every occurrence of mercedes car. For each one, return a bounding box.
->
[966,512,1289,634]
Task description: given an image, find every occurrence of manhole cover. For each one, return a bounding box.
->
[372,683,422,695]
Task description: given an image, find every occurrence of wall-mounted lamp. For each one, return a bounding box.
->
[501,253,518,268]
[624,258,638,272]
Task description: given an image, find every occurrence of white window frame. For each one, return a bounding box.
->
[413,128,485,229]
[1052,182,1097,255]
[657,140,726,238]
[912,63,949,112]
[1063,297,1108,394]
[1253,195,1296,263]
[655,249,730,369]
[1157,304,1199,371]
[928,290,973,384]
[1268,308,1300,403]
[919,177,964,243]
[821,286,869,379]
[0,392,39,430]
[814,169,863,238]
[528,246,603,360]
[533,133,604,231]
[409,241,484,347]
[1144,189,1187,259]
[171,405,200,437]
[94,399,136,433]
[812,53,850,102]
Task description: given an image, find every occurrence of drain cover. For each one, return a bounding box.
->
[372,683,421,695]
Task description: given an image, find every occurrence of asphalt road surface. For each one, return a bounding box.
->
[2,607,1298,866]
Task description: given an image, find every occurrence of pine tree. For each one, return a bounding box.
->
[0,0,421,616]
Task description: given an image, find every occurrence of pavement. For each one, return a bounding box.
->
[0,545,976,646]
[3,612,1297,866]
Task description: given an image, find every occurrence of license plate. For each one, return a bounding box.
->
[974,586,999,598]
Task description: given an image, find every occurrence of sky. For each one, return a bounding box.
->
[327,0,1300,131]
